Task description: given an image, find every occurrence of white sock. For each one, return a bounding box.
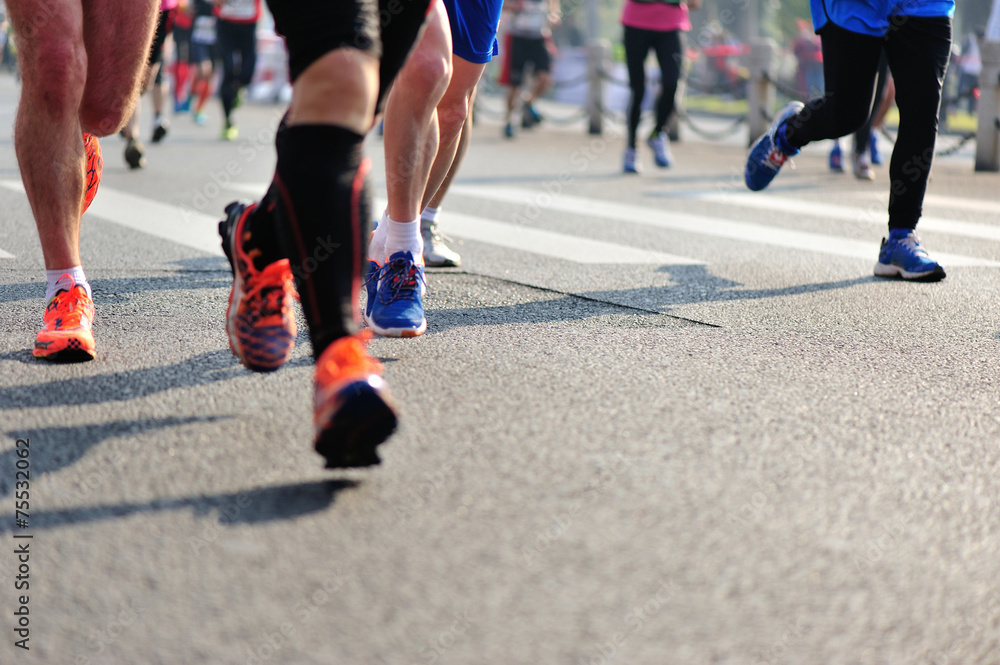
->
[369,210,390,264]
[420,205,440,223]
[45,266,91,302]
[383,216,423,263]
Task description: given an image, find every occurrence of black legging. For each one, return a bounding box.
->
[216,19,257,124]
[623,26,682,150]
[784,18,951,230]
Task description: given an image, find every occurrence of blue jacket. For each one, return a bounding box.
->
[810,0,954,36]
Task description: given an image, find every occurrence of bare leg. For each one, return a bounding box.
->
[873,74,895,128]
[422,55,486,208]
[526,70,551,105]
[505,84,520,125]
[383,1,452,224]
[8,0,156,270]
[426,98,473,210]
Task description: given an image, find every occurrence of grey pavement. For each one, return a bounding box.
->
[2,71,1000,664]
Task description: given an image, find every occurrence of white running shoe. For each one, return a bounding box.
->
[420,217,461,267]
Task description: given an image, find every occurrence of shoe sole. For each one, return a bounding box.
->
[33,337,96,362]
[315,381,398,469]
[125,148,145,169]
[874,262,946,282]
[363,311,427,338]
[423,256,460,268]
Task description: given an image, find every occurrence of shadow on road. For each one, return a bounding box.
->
[427,269,875,330]
[0,480,356,534]
[0,349,315,409]
[0,275,230,304]
[0,416,229,497]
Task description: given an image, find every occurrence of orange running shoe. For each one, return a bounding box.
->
[82,132,102,214]
[313,334,398,468]
[33,275,96,362]
[219,200,297,372]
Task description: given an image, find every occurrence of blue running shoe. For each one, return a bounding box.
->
[365,220,381,321]
[745,101,804,191]
[623,148,641,174]
[874,229,946,281]
[870,131,883,165]
[829,140,844,172]
[522,104,542,129]
[365,259,380,320]
[647,131,672,168]
[366,251,427,337]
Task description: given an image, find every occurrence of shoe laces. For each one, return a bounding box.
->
[893,233,928,256]
[46,287,91,329]
[244,261,294,320]
[372,255,426,304]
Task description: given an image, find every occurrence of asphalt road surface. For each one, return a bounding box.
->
[1,72,1000,664]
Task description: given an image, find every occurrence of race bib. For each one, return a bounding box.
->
[192,15,217,44]
[218,0,258,21]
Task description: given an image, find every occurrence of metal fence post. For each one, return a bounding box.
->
[746,38,776,146]
[975,40,1000,172]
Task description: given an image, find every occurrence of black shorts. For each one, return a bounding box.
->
[190,41,215,65]
[508,35,550,87]
[148,9,174,70]
[266,0,432,111]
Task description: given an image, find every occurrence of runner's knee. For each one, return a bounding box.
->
[20,42,86,119]
[79,84,139,136]
[401,48,451,106]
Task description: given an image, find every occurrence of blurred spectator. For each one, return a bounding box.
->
[172,0,193,112]
[215,0,261,140]
[120,0,179,168]
[955,28,982,114]
[187,0,216,125]
[793,18,823,99]
[620,0,700,173]
[0,1,13,73]
[701,22,745,96]
[502,0,559,139]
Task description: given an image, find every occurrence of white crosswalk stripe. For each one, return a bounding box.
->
[3,179,998,269]
[0,180,224,257]
[0,247,13,259]
[685,190,1000,244]
[371,198,702,265]
[450,185,1000,268]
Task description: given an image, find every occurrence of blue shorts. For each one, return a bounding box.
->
[810,0,954,37]
[442,0,502,64]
